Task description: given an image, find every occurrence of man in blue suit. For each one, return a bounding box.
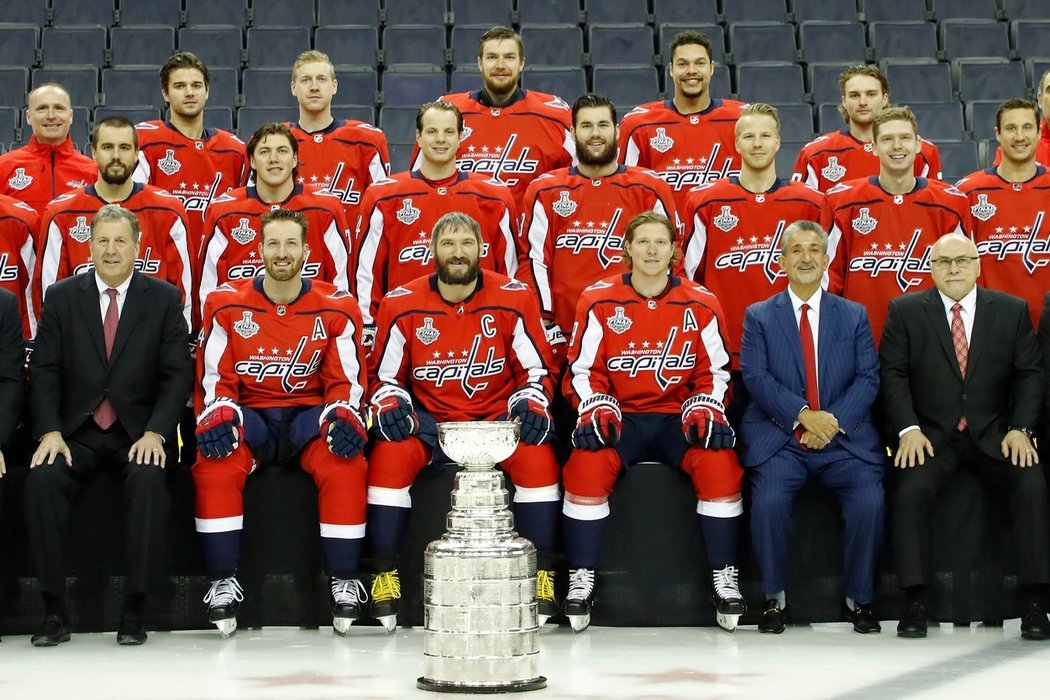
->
[739,220,885,634]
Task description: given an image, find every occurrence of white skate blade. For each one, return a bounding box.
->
[716,612,741,632]
[377,614,398,633]
[333,616,353,636]
[214,618,237,638]
[567,613,591,633]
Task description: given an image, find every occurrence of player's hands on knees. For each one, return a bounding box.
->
[322,402,368,458]
[682,394,736,450]
[508,383,553,445]
[572,394,621,450]
[894,428,934,468]
[370,384,417,441]
[196,399,242,459]
[30,431,72,468]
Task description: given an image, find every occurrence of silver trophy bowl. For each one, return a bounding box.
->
[437,420,520,468]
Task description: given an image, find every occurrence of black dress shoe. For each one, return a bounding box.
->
[897,600,928,638]
[117,612,147,646]
[844,602,882,634]
[758,599,788,634]
[1020,601,1050,640]
[31,615,71,647]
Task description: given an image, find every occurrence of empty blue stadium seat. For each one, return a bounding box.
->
[929,0,1000,20]
[246,26,312,69]
[0,68,28,112]
[384,0,446,28]
[518,0,582,26]
[388,142,414,172]
[0,0,48,26]
[382,25,448,67]
[110,26,177,67]
[450,0,514,27]
[118,0,182,28]
[965,100,1001,141]
[450,25,489,68]
[882,60,954,102]
[315,25,380,67]
[772,103,816,142]
[317,0,380,27]
[237,105,291,140]
[102,67,163,111]
[729,23,798,65]
[588,24,656,67]
[1026,58,1050,93]
[520,25,584,67]
[522,66,586,99]
[250,0,316,27]
[956,59,1026,102]
[332,104,376,124]
[940,20,1011,61]
[242,68,298,108]
[723,0,789,23]
[95,105,162,126]
[1003,0,1047,20]
[792,0,860,22]
[799,21,867,64]
[584,0,650,24]
[869,22,939,61]
[807,62,854,105]
[207,67,240,110]
[1012,21,1050,62]
[592,65,660,108]
[0,106,19,146]
[178,26,244,70]
[332,67,380,106]
[938,140,980,181]
[776,141,807,178]
[41,26,109,68]
[205,106,235,131]
[863,0,929,23]
[910,101,966,141]
[185,0,246,27]
[450,66,480,93]
[378,105,418,145]
[0,25,39,68]
[737,63,807,104]
[818,102,847,132]
[381,66,447,107]
[51,0,114,26]
[652,0,719,25]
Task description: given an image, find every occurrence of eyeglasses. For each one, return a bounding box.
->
[931,256,978,270]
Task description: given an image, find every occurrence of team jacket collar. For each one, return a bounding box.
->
[252,275,313,305]
[729,175,789,194]
[867,175,928,195]
[568,165,627,178]
[410,170,468,186]
[247,183,304,205]
[663,98,724,117]
[474,87,526,108]
[295,118,342,135]
[163,120,216,142]
[26,135,80,156]
[85,181,145,203]
[621,273,681,299]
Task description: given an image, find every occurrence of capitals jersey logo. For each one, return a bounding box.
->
[976,211,1050,274]
[712,205,739,232]
[320,162,362,205]
[233,311,260,339]
[970,194,997,222]
[157,149,182,176]
[606,324,697,392]
[68,216,91,243]
[551,191,577,217]
[821,156,846,183]
[230,218,257,245]
[848,228,931,292]
[852,207,878,235]
[713,221,786,284]
[7,168,31,190]
[649,128,674,153]
[235,336,321,393]
[555,208,624,269]
[412,324,507,399]
[415,317,440,345]
[396,198,421,225]
[457,134,540,186]
[606,306,632,334]
[0,253,19,282]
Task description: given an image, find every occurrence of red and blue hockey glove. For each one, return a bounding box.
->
[321,402,368,459]
[196,399,242,459]
[682,394,735,450]
[508,384,553,445]
[571,394,621,450]
[369,384,418,441]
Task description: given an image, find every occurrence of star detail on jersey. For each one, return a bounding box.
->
[233,311,260,339]
[851,207,878,235]
[7,168,32,190]
[551,190,577,217]
[712,205,739,232]
[970,194,997,221]
[157,149,182,176]
[605,306,632,334]
[821,156,845,183]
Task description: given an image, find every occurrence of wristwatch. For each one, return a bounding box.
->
[1008,426,1034,439]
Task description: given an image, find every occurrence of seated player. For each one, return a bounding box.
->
[365,211,561,630]
[561,211,745,632]
[193,209,369,638]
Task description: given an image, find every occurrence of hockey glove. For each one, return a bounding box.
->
[508,383,553,445]
[321,402,368,459]
[571,394,622,450]
[196,399,242,459]
[682,394,736,450]
[370,384,418,441]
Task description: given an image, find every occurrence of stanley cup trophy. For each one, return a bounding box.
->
[416,421,547,693]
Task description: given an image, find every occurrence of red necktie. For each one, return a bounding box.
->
[951,302,968,431]
[795,302,819,446]
[93,288,118,430]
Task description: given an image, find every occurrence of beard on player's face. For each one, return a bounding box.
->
[436,255,480,285]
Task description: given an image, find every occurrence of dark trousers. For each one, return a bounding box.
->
[24,423,170,597]
[892,429,1050,589]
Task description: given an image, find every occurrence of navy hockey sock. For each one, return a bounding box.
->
[513,500,560,555]
[366,503,410,560]
[323,536,365,578]
[201,529,241,578]
[699,513,741,570]
[563,512,609,570]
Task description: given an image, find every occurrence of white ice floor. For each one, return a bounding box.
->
[2,621,1049,699]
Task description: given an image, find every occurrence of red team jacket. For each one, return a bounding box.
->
[955,165,1050,327]
[519,164,678,333]
[354,170,518,327]
[36,183,194,329]
[0,193,39,337]
[618,98,747,213]
[369,270,555,421]
[134,120,249,259]
[681,177,825,368]
[0,136,96,214]
[198,277,366,411]
[823,176,971,341]
[198,185,350,316]
[792,129,943,193]
[564,274,733,414]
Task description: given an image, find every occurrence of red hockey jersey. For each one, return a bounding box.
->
[618,98,747,213]
[792,129,943,193]
[823,176,971,341]
[0,193,39,338]
[519,164,678,333]
[198,185,350,316]
[354,170,518,327]
[0,136,95,214]
[681,177,825,367]
[369,271,555,421]
[955,166,1050,327]
[36,183,193,329]
[199,277,366,410]
[564,274,732,414]
[412,88,575,208]
[133,120,249,259]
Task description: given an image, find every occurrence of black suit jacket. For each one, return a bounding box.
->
[1039,290,1050,437]
[30,271,192,441]
[879,286,1043,460]
[0,288,24,447]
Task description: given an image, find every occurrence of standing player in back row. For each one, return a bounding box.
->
[793,65,941,193]
[618,30,747,214]
[416,25,575,209]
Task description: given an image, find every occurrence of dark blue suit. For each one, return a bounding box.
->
[740,289,884,603]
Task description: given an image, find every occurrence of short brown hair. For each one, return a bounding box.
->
[996,97,1038,130]
[736,102,780,136]
[431,211,483,248]
[837,64,890,123]
[872,105,917,140]
[478,26,523,59]
[160,51,210,91]
[292,50,335,80]
[622,211,682,270]
[669,31,713,63]
[92,115,138,149]
[261,208,307,243]
[416,101,464,133]
[92,203,141,243]
[246,122,300,182]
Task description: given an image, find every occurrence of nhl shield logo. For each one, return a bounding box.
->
[970,194,997,221]
[551,191,577,217]
[396,198,421,225]
[157,149,182,176]
[689,115,699,124]
[7,168,32,191]
[606,306,632,334]
[231,218,257,244]
[713,205,739,232]
[68,216,91,243]
[852,207,878,235]
[233,311,260,339]
[462,125,473,140]
[649,128,674,153]
[415,317,440,345]
[313,134,323,143]
[821,156,846,183]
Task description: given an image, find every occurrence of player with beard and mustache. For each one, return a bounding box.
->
[194,208,370,639]
[365,211,562,630]
[36,116,193,332]
[519,94,677,360]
